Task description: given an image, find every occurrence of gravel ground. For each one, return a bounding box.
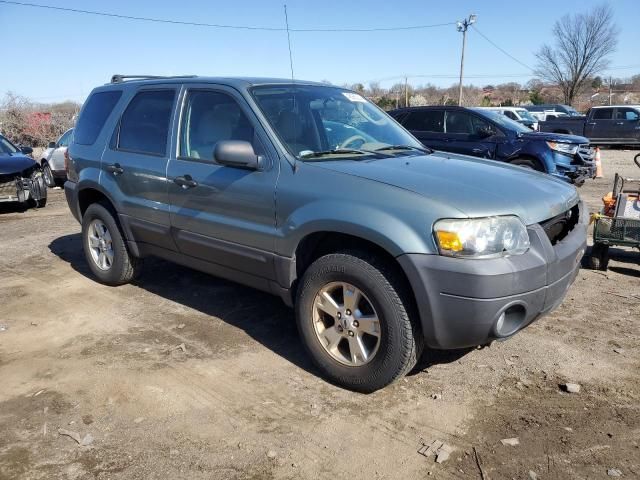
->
[0,150,638,480]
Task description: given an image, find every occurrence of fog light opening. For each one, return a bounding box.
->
[494,304,527,337]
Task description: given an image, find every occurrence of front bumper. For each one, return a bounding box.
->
[550,145,596,186]
[398,202,588,349]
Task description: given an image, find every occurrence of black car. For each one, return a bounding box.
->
[390,106,596,185]
[0,134,47,208]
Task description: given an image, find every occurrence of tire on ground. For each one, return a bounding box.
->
[81,202,142,285]
[295,250,422,393]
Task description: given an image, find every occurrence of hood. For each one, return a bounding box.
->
[520,131,588,144]
[309,152,580,225]
[0,153,38,175]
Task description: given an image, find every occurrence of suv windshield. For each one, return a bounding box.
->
[473,109,532,134]
[0,135,19,155]
[251,85,423,159]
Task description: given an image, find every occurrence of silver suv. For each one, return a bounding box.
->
[40,128,72,186]
[64,75,588,392]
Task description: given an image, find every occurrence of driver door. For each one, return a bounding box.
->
[167,85,280,281]
[443,110,498,159]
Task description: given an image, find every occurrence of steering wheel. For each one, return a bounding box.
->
[339,135,367,149]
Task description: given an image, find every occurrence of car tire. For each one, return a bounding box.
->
[82,203,142,285]
[42,162,55,187]
[295,250,422,393]
[510,157,544,172]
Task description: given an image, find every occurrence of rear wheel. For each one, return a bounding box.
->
[510,157,545,172]
[82,203,142,285]
[295,250,422,393]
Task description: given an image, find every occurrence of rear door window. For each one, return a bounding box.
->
[592,108,614,120]
[117,90,175,156]
[403,110,444,132]
[615,108,640,121]
[74,91,122,145]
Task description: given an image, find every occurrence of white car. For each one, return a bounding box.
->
[476,107,538,131]
[40,128,72,187]
[528,111,568,122]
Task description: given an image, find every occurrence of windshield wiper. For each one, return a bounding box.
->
[299,148,390,160]
[374,144,433,154]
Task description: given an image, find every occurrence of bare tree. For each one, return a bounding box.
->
[535,4,618,105]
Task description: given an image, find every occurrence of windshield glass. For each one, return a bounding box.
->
[0,135,20,155]
[515,109,537,122]
[565,107,580,116]
[251,85,423,159]
[472,109,532,134]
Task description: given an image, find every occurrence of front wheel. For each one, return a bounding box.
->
[81,203,142,285]
[295,251,422,393]
[42,162,55,187]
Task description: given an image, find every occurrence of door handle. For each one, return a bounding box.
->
[105,163,124,175]
[616,122,624,125]
[174,175,198,189]
[587,122,596,125]
[472,148,484,153]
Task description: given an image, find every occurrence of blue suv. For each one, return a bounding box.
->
[390,106,596,185]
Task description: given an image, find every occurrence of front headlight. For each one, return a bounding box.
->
[434,216,530,258]
[547,141,578,155]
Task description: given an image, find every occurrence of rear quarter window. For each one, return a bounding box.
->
[74,91,122,145]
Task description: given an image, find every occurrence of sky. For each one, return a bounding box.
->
[1,0,639,103]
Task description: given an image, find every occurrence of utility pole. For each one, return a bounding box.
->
[405,76,409,107]
[456,14,477,106]
[608,76,613,105]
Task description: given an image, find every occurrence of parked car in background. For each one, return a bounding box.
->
[476,106,538,130]
[0,134,47,208]
[529,111,568,122]
[390,106,595,185]
[40,128,73,186]
[65,75,588,392]
[525,104,582,117]
[539,105,640,146]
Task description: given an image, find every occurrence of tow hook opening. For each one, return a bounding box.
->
[494,304,527,338]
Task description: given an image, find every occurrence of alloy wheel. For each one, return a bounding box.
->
[312,282,381,366]
[87,219,114,271]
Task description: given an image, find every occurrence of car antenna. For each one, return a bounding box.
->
[284,4,299,172]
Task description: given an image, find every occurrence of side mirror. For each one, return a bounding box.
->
[476,127,495,138]
[48,141,57,148]
[213,140,263,170]
[20,146,33,155]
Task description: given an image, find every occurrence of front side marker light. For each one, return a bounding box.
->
[435,231,463,252]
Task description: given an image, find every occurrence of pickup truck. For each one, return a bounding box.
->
[540,105,640,146]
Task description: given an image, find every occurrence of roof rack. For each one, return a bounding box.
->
[110,74,197,84]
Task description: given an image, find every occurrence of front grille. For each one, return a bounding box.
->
[540,204,580,245]
[574,144,595,165]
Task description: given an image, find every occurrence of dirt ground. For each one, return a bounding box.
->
[1,150,638,480]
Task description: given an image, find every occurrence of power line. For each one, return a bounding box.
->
[471,25,534,72]
[0,0,456,32]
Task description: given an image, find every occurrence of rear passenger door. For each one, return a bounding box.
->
[100,87,178,251]
[585,108,616,141]
[399,110,447,150]
[166,85,279,280]
[614,107,640,142]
